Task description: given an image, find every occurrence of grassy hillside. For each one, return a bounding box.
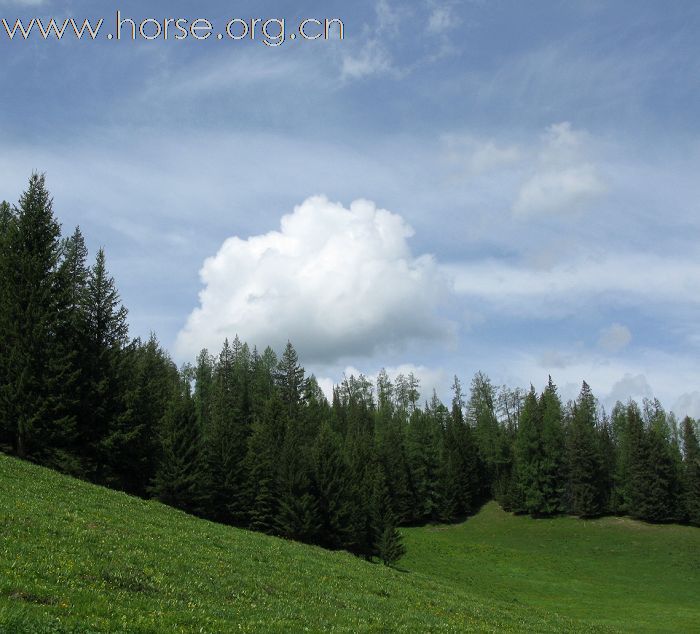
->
[1,454,698,633]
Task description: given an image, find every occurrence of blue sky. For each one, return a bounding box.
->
[2,0,700,416]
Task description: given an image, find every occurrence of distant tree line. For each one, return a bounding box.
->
[1,175,699,566]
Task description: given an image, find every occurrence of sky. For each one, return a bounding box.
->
[1,0,700,417]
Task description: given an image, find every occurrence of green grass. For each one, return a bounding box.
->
[402,504,700,633]
[1,454,698,633]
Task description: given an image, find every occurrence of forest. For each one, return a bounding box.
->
[1,174,699,566]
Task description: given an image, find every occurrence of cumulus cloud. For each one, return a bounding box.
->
[176,196,450,363]
[598,323,632,353]
[513,122,606,216]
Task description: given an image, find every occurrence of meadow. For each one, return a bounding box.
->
[1,453,698,632]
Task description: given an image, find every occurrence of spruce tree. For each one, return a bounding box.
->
[312,421,352,548]
[681,417,700,525]
[244,395,285,533]
[0,201,14,452]
[539,377,567,514]
[0,175,71,465]
[83,248,129,483]
[205,339,247,523]
[116,335,179,495]
[150,376,206,514]
[468,372,500,497]
[370,465,406,566]
[514,386,544,515]
[567,382,604,517]
[276,418,320,542]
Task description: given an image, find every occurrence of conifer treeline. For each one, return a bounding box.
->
[1,175,699,565]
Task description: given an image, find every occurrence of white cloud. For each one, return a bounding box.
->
[605,373,653,406]
[341,40,394,79]
[513,122,606,216]
[513,164,606,216]
[341,0,401,80]
[672,392,700,420]
[598,323,632,353]
[176,196,450,363]
[447,253,700,318]
[427,6,455,34]
[443,135,522,174]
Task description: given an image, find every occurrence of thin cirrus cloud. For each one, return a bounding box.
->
[175,195,452,363]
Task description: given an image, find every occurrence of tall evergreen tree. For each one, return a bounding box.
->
[0,175,72,466]
[312,421,352,548]
[567,382,605,517]
[370,465,406,566]
[514,386,544,515]
[150,376,206,514]
[539,377,567,514]
[205,339,248,523]
[83,247,129,483]
[468,372,500,497]
[244,395,285,533]
[681,417,700,525]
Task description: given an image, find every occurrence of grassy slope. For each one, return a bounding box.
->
[0,454,697,633]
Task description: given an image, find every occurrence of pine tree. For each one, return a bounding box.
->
[116,335,179,495]
[681,417,700,525]
[193,349,215,434]
[150,376,206,514]
[244,395,285,533]
[370,465,406,566]
[312,421,352,548]
[275,342,305,418]
[539,377,567,514]
[83,247,129,483]
[438,377,480,520]
[276,418,320,542]
[0,201,14,452]
[205,339,248,523]
[0,175,73,466]
[468,372,500,497]
[514,386,544,515]
[406,396,443,523]
[567,382,604,517]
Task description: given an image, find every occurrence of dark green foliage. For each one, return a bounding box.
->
[567,382,605,517]
[468,372,505,502]
[113,335,179,495]
[244,395,285,533]
[681,417,700,525]
[370,465,406,566]
[438,378,480,519]
[150,377,206,514]
[312,421,352,548]
[514,387,544,514]
[82,248,129,483]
